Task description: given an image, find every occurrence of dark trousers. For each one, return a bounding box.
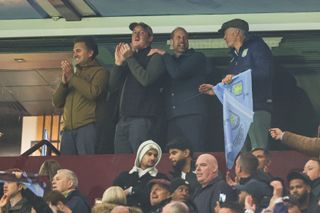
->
[61,123,96,155]
[114,117,153,153]
[167,114,208,152]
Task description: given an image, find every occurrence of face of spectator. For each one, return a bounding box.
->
[73,42,93,65]
[168,148,189,166]
[171,28,189,55]
[140,149,158,170]
[131,25,152,49]
[303,160,320,181]
[195,154,217,186]
[251,149,269,171]
[3,181,22,198]
[289,179,310,202]
[171,185,189,201]
[150,183,170,206]
[52,172,73,193]
[223,27,240,48]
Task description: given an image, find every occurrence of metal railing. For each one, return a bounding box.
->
[21,139,60,156]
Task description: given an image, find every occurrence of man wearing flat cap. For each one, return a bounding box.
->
[200,18,274,151]
[109,22,166,153]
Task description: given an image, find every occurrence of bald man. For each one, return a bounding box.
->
[162,201,189,213]
[192,154,235,213]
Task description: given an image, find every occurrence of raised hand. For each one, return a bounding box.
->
[114,43,126,65]
[226,171,238,187]
[199,84,215,96]
[222,74,234,84]
[269,128,283,140]
[61,60,73,84]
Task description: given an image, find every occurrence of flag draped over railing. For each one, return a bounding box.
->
[213,69,254,169]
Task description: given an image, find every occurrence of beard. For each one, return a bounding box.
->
[172,159,187,173]
[291,192,309,204]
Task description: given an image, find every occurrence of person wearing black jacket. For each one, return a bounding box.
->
[109,22,166,153]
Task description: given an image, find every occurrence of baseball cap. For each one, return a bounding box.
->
[287,171,311,186]
[218,19,249,33]
[129,22,153,36]
[236,179,272,203]
[169,178,190,193]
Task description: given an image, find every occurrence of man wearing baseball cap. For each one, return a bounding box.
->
[109,22,166,153]
[200,18,274,151]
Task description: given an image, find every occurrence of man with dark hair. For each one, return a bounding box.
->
[287,171,311,212]
[251,148,271,174]
[251,148,273,183]
[200,18,274,150]
[109,22,166,153]
[53,36,109,155]
[167,137,199,193]
[150,27,209,151]
[44,191,72,213]
[0,173,32,213]
[235,152,259,184]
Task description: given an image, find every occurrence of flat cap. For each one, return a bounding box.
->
[218,19,249,33]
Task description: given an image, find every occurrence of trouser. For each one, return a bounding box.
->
[167,114,208,152]
[114,117,153,153]
[60,123,96,155]
[243,110,271,151]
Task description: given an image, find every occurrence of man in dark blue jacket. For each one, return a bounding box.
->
[163,27,209,152]
[200,19,273,150]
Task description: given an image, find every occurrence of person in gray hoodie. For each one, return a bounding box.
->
[112,140,167,211]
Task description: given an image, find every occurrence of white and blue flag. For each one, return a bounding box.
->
[214,69,254,169]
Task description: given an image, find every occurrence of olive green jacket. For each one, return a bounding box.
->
[53,60,108,130]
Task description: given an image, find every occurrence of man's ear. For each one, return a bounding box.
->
[183,149,190,157]
[88,50,94,59]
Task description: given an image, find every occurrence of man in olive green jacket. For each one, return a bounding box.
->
[53,36,108,155]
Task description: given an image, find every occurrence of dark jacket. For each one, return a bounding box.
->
[228,35,273,112]
[170,159,200,195]
[113,170,168,212]
[65,189,90,213]
[109,47,166,118]
[53,60,109,130]
[308,177,320,213]
[163,49,209,119]
[2,197,32,213]
[22,188,52,213]
[192,174,236,213]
